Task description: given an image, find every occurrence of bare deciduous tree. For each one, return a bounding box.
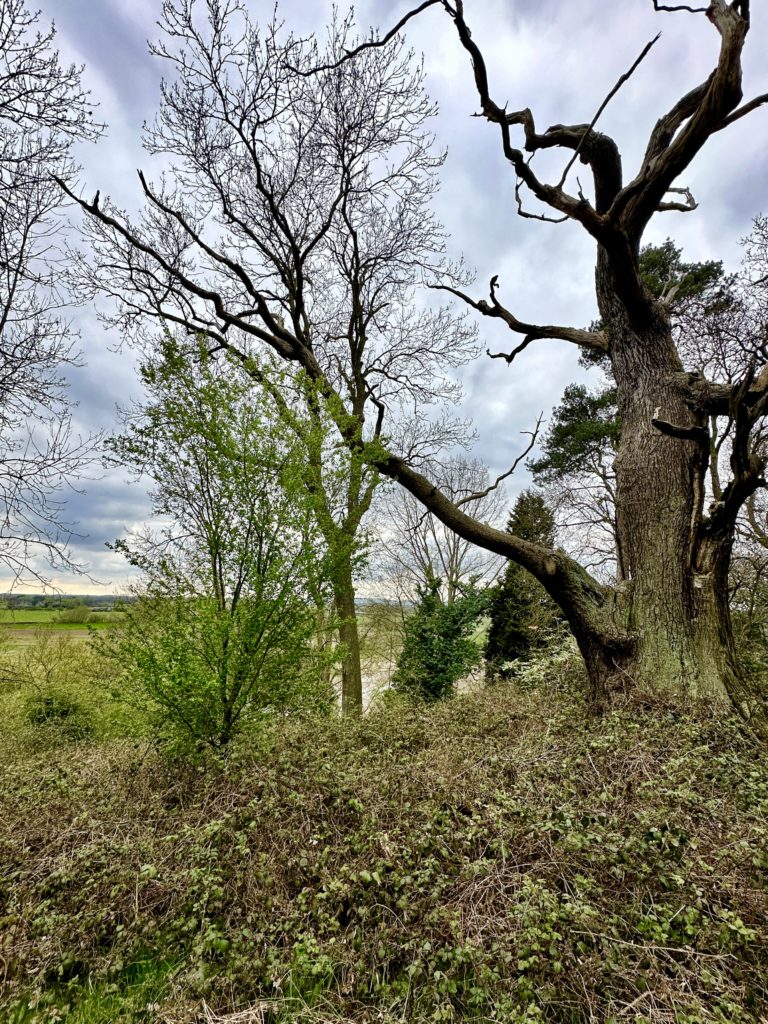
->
[377,456,510,606]
[61,3,474,712]
[0,0,101,584]
[62,0,768,726]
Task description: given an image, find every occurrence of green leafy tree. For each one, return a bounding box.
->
[485,491,558,677]
[102,340,333,749]
[392,580,488,703]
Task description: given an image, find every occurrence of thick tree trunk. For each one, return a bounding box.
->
[334,564,363,716]
[599,254,732,700]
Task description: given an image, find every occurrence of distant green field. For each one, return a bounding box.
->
[0,608,61,623]
[0,609,124,630]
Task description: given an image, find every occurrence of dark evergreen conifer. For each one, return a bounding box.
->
[485,491,557,677]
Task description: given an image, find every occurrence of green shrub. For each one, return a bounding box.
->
[510,628,585,694]
[102,342,337,751]
[98,594,333,751]
[392,580,488,702]
[57,605,91,624]
[22,689,92,739]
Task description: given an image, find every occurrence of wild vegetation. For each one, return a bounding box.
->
[1,0,768,1021]
[2,676,767,1023]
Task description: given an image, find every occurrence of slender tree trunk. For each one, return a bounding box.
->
[334,561,363,716]
[313,600,335,692]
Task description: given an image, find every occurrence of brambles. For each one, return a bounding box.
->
[22,688,91,740]
[1,686,765,1021]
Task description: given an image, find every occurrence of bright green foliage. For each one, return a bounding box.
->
[392,579,488,702]
[0,633,135,759]
[101,340,334,748]
[485,491,559,675]
[104,593,330,750]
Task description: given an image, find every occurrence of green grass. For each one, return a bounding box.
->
[0,632,148,761]
[0,609,64,624]
[0,609,125,625]
[5,957,178,1024]
[1,678,766,1023]
[0,621,116,632]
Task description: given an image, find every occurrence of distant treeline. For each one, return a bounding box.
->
[0,594,135,611]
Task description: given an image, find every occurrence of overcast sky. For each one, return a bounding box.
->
[11,0,768,593]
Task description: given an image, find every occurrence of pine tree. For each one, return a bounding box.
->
[485,491,558,677]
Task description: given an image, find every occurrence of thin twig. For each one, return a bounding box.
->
[557,33,661,188]
[652,0,708,12]
[291,0,444,75]
[515,178,568,223]
[715,91,768,131]
[455,415,543,507]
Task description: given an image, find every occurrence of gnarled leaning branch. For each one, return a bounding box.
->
[434,277,607,364]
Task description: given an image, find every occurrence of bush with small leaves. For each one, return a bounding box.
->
[22,689,92,740]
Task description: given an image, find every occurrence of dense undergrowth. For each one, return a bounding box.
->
[1,685,767,1023]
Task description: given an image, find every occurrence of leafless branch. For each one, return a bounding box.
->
[445,1,609,240]
[0,0,103,584]
[613,1,751,240]
[293,0,445,75]
[557,33,661,188]
[434,276,607,361]
[456,415,543,507]
[652,1,708,12]
[515,178,568,223]
[657,185,698,212]
[715,91,768,130]
[651,407,710,442]
[487,337,536,364]
[684,362,768,416]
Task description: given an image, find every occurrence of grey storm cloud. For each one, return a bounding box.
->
[12,0,768,592]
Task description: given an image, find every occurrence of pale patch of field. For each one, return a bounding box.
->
[1,626,94,647]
